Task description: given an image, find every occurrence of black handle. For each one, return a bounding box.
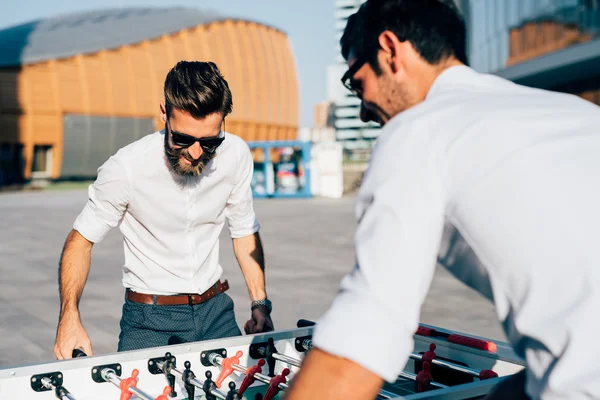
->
[296,319,316,328]
[72,349,87,358]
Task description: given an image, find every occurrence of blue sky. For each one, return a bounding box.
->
[1,0,336,128]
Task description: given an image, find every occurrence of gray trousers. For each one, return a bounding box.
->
[117,292,242,352]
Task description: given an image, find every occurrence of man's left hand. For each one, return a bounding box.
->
[244,306,274,334]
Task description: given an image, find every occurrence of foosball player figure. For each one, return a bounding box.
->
[120,369,139,400]
[422,343,437,364]
[263,368,290,400]
[155,387,172,400]
[226,381,241,400]
[216,350,243,388]
[203,370,217,400]
[421,343,438,381]
[163,353,177,397]
[479,369,499,380]
[416,361,433,393]
[265,338,279,377]
[238,359,266,397]
[182,361,196,399]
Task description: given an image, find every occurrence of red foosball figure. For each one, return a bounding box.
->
[216,350,243,388]
[479,369,498,380]
[422,343,437,364]
[155,386,172,400]
[238,359,265,396]
[416,361,433,393]
[263,368,290,400]
[119,369,139,400]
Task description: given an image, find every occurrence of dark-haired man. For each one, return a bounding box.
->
[54,61,274,359]
[285,0,600,399]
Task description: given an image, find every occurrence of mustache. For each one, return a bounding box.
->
[163,131,216,176]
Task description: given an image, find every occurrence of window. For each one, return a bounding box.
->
[32,145,53,178]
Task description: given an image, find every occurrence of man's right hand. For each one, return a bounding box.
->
[54,311,93,360]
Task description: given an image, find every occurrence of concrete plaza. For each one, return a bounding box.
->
[0,189,504,368]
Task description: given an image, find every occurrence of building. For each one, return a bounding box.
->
[461,0,600,105]
[328,0,379,160]
[312,101,335,129]
[0,7,299,185]
[328,0,464,160]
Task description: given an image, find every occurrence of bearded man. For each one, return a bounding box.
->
[54,61,273,359]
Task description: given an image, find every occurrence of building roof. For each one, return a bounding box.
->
[0,7,282,67]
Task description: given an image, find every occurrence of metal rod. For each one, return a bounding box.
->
[272,353,302,368]
[208,354,247,375]
[256,347,302,368]
[303,339,483,379]
[40,377,77,400]
[101,368,155,400]
[377,388,398,399]
[155,361,227,400]
[211,352,399,398]
[210,354,288,390]
[410,354,482,378]
[302,339,313,351]
[397,371,448,389]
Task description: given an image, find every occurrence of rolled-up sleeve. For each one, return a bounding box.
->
[73,155,131,243]
[312,132,446,382]
[225,142,260,238]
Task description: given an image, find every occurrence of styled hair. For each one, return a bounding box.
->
[163,61,233,119]
[341,0,468,72]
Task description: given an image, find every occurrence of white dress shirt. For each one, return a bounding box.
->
[73,130,260,295]
[313,66,600,399]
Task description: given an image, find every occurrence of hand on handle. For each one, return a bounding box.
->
[54,312,93,360]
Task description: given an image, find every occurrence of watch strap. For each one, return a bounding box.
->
[251,298,272,312]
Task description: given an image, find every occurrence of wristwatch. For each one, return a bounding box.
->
[251,298,272,313]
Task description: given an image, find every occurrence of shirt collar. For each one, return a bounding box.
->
[425,65,474,100]
[378,65,475,134]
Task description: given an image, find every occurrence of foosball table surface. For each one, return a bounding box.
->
[0,322,524,400]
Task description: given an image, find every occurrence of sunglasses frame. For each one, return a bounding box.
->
[341,57,367,98]
[167,120,225,153]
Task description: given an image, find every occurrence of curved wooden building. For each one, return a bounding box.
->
[0,7,299,183]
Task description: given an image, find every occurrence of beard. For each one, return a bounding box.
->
[361,76,419,126]
[164,130,216,177]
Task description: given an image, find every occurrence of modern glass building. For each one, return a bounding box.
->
[328,0,380,160]
[329,0,599,158]
[467,0,600,105]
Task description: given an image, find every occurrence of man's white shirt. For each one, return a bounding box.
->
[73,130,260,295]
[313,66,600,399]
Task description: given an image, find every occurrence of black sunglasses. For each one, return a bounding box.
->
[341,57,367,98]
[168,122,225,152]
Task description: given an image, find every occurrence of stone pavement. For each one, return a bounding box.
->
[0,189,504,368]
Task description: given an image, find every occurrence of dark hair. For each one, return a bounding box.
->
[341,0,468,72]
[164,61,233,119]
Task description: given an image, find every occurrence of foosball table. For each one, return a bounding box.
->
[0,320,524,399]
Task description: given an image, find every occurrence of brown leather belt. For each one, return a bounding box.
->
[126,280,229,306]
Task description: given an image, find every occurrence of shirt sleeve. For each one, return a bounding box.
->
[225,141,260,238]
[312,129,446,382]
[73,155,131,243]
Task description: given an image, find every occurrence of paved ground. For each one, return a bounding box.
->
[0,189,505,368]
